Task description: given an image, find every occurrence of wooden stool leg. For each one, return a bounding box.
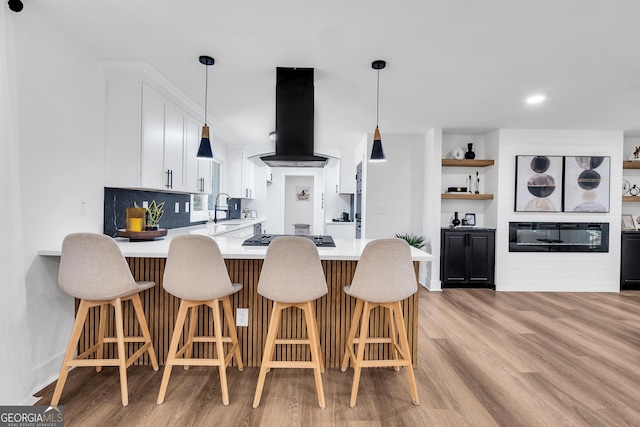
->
[157,300,189,404]
[253,302,282,408]
[341,299,363,372]
[310,302,324,373]
[183,305,198,370]
[211,299,230,406]
[386,305,400,372]
[95,303,108,373]
[222,296,244,371]
[131,293,159,371]
[51,300,90,406]
[112,298,129,406]
[304,301,325,409]
[392,301,419,405]
[350,301,371,408]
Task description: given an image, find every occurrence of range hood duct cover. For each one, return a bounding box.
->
[260,67,330,167]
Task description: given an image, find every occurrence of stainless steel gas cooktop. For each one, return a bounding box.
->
[242,234,336,247]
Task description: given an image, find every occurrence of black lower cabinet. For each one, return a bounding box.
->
[621,232,640,290]
[441,228,495,289]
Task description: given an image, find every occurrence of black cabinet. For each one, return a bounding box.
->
[441,228,495,289]
[621,232,640,290]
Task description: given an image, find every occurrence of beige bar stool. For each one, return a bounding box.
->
[51,233,159,407]
[341,238,419,407]
[253,236,328,408]
[157,235,244,405]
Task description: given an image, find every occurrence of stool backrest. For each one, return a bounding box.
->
[163,234,236,300]
[348,238,417,303]
[59,233,138,300]
[258,236,327,303]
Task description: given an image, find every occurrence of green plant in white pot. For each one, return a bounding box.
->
[395,233,426,249]
[135,200,165,230]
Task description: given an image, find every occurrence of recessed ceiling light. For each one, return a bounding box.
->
[526,94,546,104]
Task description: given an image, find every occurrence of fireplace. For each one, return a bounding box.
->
[509,222,609,252]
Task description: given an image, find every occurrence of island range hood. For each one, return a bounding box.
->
[258,67,333,168]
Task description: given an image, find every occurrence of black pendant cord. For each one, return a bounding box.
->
[376,68,380,128]
[204,65,208,127]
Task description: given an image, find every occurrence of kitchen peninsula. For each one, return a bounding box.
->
[39,225,433,368]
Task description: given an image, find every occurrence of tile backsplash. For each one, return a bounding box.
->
[104,187,196,237]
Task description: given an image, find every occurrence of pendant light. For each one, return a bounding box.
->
[8,0,24,12]
[197,55,215,160]
[370,59,386,162]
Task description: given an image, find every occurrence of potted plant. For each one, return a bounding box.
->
[395,233,426,249]
[135,201,165,231]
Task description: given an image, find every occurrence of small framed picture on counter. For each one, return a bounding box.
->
[622,214,636,231]
[465,213,476,226]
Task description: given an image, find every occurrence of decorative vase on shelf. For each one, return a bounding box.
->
[464,143,475,160]
[451,212,461,227]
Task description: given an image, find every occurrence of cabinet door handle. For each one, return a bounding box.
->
[199,177,205,193]
[336,184,339,193]
[166,170,173,189]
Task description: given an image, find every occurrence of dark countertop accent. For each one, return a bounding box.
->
[442,226,496,231]
[243,234,336,247]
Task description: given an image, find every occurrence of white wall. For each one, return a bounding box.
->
[495,129,623,291]
[265,167,324,235]
[422,129,442,289]
[10,6,105,403]
[1,6,32,405]
[284,176,315,234]
[362,133,425,239]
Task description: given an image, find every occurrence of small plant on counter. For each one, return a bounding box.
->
[135,200,165,230]
[395,233,426,249]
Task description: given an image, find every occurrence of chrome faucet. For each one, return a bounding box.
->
[213,192,230,223]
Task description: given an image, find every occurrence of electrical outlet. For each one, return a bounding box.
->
[174,202,180,213]
[80,201,87,217]
[236,308,249,327]
[185,202,189,213]
[142,201,148,209]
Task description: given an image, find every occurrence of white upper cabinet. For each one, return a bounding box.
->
[227,146,255,198]
[139,85,186,191]
[104,63,205,194]
[337,150,356,194]
[139,86,166,189]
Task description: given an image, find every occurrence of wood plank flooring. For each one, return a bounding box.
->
[34,288,640,426]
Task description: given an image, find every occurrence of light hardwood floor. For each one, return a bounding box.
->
[34,288,640,426]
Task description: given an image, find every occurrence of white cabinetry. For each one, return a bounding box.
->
[326,222,356,239]
[337,150,355,194]
[105,80,201,193]
[227,146,255,198]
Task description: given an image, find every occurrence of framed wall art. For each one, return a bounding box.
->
[515,155,564,212]
[622,214,636,231]
[295,186,310,201]
[563,156,610,213]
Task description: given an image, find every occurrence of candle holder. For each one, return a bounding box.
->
[125,207,146,232]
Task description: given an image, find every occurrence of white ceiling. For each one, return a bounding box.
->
[27,0,640,154]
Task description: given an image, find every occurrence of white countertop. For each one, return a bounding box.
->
[39,222,433,262]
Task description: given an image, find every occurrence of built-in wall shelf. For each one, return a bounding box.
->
[442,159,495,167]
[622,196,640,202]
[442,193,494,200]
[623,161,640,169]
